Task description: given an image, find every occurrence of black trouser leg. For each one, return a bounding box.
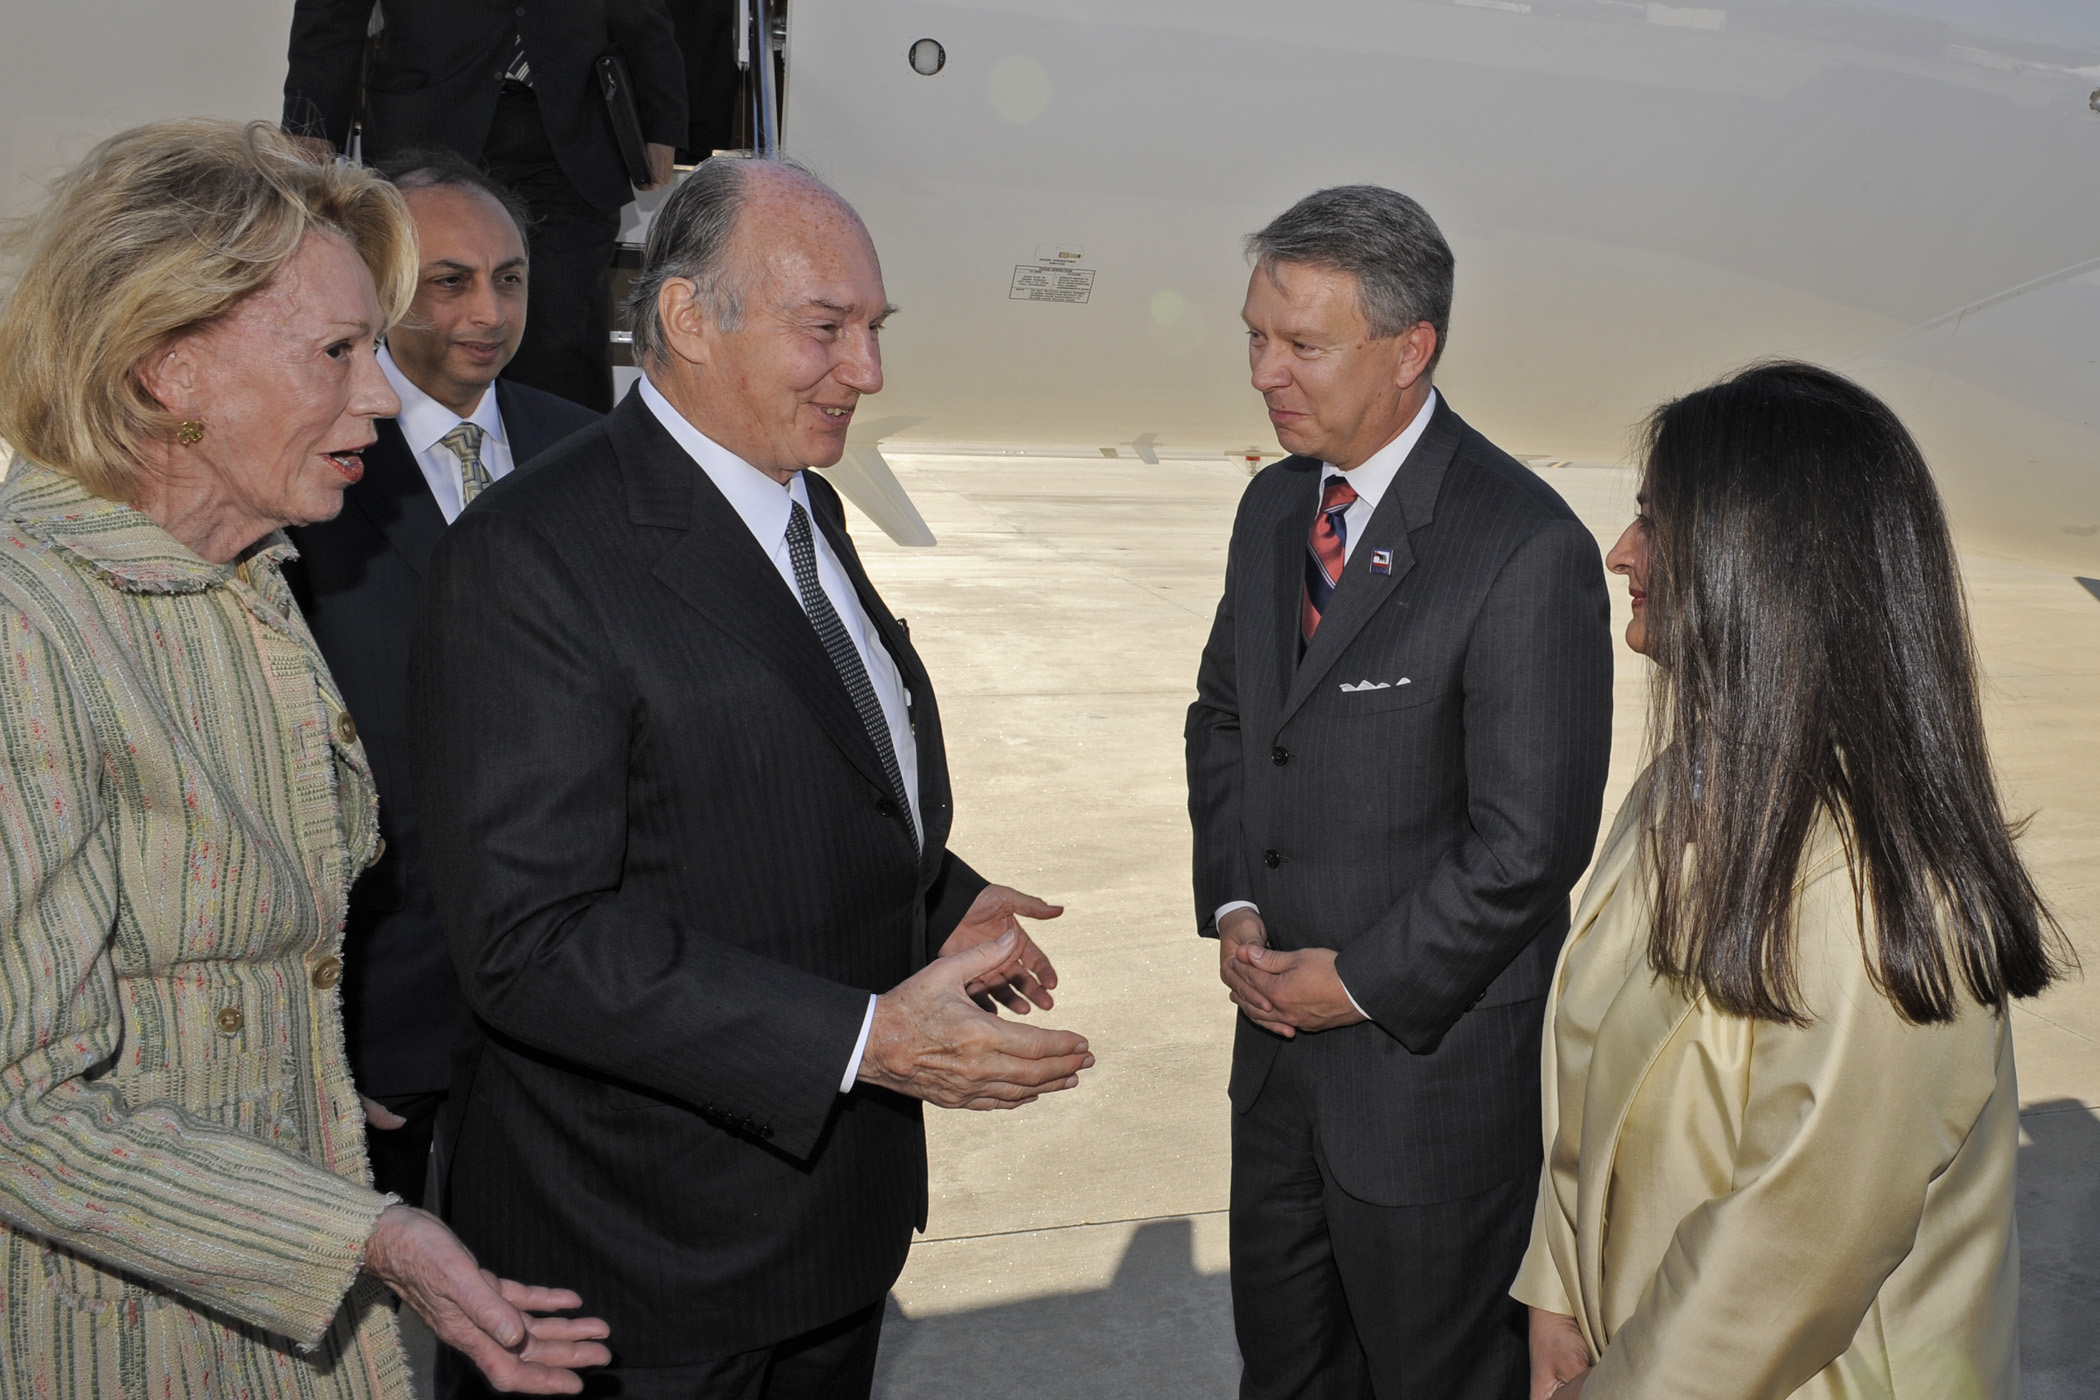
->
[447,1301,884,1400]
[1325,1173,1532,1400]
[1230,1063,1373,1400]
[483,82,621,413]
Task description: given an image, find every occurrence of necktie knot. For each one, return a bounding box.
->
[1320,475,1359,515]
[440,423,493,506]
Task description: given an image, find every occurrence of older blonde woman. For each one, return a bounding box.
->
[1515,363,2061,1399]
[0,121,609,1397]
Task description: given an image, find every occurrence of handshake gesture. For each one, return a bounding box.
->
[857,884,1094,1109]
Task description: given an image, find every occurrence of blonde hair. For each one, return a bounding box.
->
[0,119,416,499]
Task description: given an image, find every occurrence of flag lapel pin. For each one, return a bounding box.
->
[1370,548,1393,576]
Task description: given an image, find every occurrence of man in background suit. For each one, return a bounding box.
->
[283,0,687,411]
[288,150,597,1206]
[410,157,1094,1398]
[1185,186,1614,1398]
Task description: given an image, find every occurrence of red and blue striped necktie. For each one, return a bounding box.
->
[1302,474,1359,641]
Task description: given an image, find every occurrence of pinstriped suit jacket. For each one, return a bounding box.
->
[409,392,986,1364]
[1186,396,1614,1205]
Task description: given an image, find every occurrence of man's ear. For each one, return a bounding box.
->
[656,278,713,370]
[1394,322,1438,392]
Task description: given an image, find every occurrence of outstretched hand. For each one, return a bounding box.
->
[939,883,1064,1014]
[364,1205,610,1394]
[861,929,1093,1110]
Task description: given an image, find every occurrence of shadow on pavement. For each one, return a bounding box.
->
[873,1218,1239,1399]
[2020,1099,2100,1398]
[874,1101,2100,1398]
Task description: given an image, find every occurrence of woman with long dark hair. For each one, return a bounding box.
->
[1513,362,2061,1398]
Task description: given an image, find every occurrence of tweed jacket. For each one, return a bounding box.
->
[1513,771,2020,1398]
[0,462,409,1399]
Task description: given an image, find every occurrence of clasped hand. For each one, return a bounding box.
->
[858,884,1094,1109]
[1217,908,1365,1037]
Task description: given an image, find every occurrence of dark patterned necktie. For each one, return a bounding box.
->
[1302,474,1359,640]
[786,501,917,848]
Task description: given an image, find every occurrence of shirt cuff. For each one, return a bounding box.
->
[1215,900,1259,928]
[840,993,878,1093]
[1338,974,1369,1020]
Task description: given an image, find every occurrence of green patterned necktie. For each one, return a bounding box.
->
[439,423,492,506]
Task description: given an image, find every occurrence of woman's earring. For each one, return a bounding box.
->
[176,420,205,446]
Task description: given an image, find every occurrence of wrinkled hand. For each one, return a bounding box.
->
[1217,909,1295,1037]
[639,142,677,190]
[1230,938,1366,1037]
[860,930,1093,1110]
[1529,1307,1592,1400]
[364,1205,610,1394]
[939,884,1063,1014]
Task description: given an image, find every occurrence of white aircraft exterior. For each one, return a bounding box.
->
[780,0,2100,573]
[1,1,2096,571]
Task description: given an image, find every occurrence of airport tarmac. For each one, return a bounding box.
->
[830,452,2100,1400]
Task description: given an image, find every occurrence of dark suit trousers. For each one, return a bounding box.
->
[485,82,621,413]
[1230,1039,1529,1400]
[444,1302,883,1400]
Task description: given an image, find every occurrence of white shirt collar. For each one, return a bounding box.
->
[638,373,811,546]
[1322,387,1440,510]
[379,344,509,456]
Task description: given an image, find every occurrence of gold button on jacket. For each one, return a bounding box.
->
[335,710,358,745]
[215,1006,244,1035]
[312,956,344,991]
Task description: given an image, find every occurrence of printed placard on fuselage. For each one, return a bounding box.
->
[1009,265,1096,303]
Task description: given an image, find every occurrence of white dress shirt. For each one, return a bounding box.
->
[640,375,918,1091]
[1217,389,1440,1020]
[378,345,517,523]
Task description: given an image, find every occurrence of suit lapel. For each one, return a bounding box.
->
[1266,463,1319,711]
[344,418,448,576]
[496,379,564,463]
[613,398,898,803]
[1279,398,1463,726]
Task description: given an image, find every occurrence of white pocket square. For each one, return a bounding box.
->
[1340,678,1410,693]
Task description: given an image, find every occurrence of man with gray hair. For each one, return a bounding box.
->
[1186,185,1613,1397]
[410,157,1093,1398]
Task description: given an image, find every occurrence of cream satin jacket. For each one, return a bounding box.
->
[1513,771,2020,1399]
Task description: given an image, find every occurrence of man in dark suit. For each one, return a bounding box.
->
[288,151,597,1206]
[282,0,687,412]
[1185,186,1614,1399]
[409,157,1094,1398]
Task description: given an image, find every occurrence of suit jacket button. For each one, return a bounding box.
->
[334,711,358,745]
[215,1006,244,1035]
[759,1124,774,1140]
[312,956,343,990]
[1263,849,1283,868]
[875,797,898,817]
[1271,746,1290,766]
